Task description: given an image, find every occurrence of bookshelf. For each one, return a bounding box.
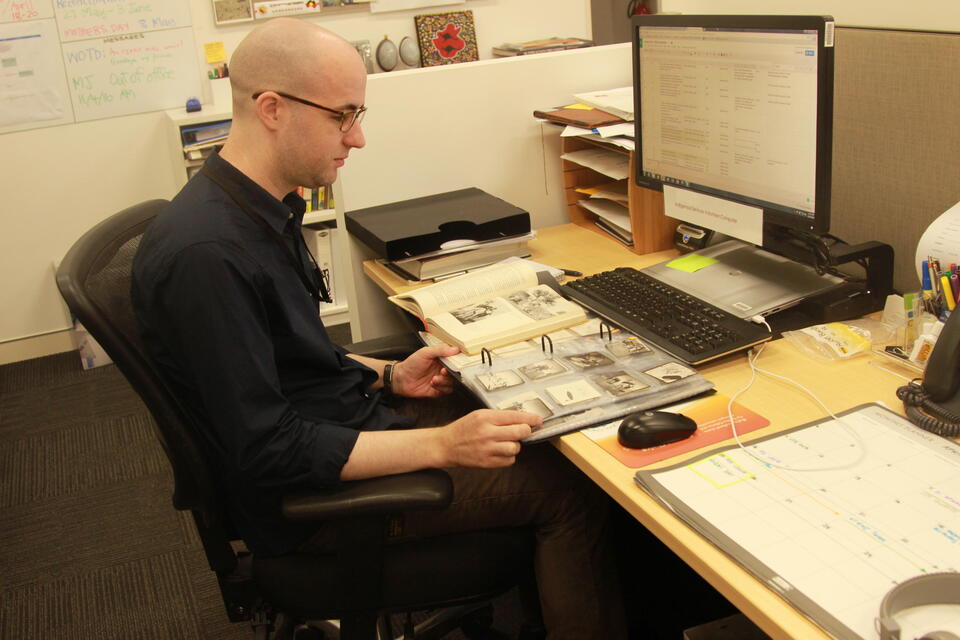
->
[560,135,677,254]
[165,108,351,327]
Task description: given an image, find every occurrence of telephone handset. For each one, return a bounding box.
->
[897,308,960,437]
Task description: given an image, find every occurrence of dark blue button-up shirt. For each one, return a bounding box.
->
[132,152,411,555]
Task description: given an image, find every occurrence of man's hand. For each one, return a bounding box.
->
[439,409,542,468]
[393,345,460,398]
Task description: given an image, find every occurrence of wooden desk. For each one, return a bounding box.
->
[363,223,912,640]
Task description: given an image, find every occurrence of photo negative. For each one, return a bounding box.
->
[496,392,554,419]
[605,337,652,357]
[591,370,649,397]
[475,369,524,392]
[519,358,568,381]
[565,351,614,369]
[644,362,697,383]
[545,379,602,407]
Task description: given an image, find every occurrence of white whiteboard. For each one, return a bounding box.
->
[53,1,193,42]
[0,0,199,131]
[62,27,201,122]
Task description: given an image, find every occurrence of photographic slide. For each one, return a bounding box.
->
[565,351,615,369]
[644,362,697,383]
[591,370,649,397]
[545,379,602,407]
[496,392,554,419]
[605,337,651,357]
[505,287,565,321]
[519,359,569,381]
[476,369,524,392]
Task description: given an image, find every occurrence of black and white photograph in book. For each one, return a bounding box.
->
[644,362,697,383]
[605,337,652,357]
[519,358,569,381]
[505,287,566,320]
[545,379,602,407]
[591,370,649,397]
[566,351,615,370]
[495,391,554,419]
[450,299,502,324]
[475,369,524,392]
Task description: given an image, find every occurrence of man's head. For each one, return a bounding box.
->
[222,18,367,198]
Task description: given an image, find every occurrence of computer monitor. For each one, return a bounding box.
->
[631,14,835,252]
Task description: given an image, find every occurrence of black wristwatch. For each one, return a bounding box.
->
[382,361,398,396]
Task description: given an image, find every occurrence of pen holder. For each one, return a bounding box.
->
[210,77,231,108]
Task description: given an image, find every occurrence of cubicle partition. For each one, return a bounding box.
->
[831,27,960,294]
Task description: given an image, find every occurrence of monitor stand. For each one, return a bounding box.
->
[642,240,845,320]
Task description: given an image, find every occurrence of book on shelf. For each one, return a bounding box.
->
[387,233,533,281]
[533,106,626,129]
[388,261,588,355]
[420,317,714,442]
[492,37,593,57]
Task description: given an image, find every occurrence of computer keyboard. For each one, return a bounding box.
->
[562,267,772,365]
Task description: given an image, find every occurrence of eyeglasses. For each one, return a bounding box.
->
[252,90,366,132]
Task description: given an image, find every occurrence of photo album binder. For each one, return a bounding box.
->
[420,317,714,443]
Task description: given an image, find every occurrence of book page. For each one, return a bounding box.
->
[427,285,585,353]
[389,261,540,317]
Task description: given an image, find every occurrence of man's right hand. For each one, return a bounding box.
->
[439,409,542,469]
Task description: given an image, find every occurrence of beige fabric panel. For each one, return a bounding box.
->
[831,27,960,293]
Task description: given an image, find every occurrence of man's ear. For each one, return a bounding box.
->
[253,92,283,132]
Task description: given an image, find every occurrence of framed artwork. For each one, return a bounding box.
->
[413,10,478,67]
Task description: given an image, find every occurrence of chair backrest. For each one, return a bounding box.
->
[56,200,225,526]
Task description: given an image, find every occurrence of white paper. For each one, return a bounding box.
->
[915,200,960,285]
[0,19,71,130]
[560,148,629,181]
[663,185,763,246]
[572,86,634,120]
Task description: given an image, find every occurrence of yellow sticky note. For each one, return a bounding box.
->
[204,41,227,64]
[666,253,718,273]
[563,103,595,110]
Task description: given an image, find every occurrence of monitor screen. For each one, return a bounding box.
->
[631,14,835,245]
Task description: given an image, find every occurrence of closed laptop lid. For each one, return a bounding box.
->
[642,241,843,319]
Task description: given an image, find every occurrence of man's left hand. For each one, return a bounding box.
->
[393,345,460,398]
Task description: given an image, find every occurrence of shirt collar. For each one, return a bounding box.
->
[204,151,307,235]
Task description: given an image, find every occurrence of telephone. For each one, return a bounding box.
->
[897,308,960,438]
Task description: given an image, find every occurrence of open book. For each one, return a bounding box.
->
[388,262,588,355]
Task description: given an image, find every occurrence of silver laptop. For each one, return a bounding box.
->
[642,240,844,319]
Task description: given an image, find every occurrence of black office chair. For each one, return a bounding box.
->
[55,199,537,640]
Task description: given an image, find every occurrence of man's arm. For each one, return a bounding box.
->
[340,408,540,480]
[347,344,460,398]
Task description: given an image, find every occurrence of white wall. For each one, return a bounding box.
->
[0,0,591,360]
[659,0,960,32]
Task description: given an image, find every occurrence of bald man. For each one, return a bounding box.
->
[133,18,626,638]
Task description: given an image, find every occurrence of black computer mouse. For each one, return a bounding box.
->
[617,410,697,449]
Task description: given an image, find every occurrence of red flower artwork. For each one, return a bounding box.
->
[414,10,478,67]
[432,22,466,59]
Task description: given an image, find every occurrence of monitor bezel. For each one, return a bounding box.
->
[631,14,835,238]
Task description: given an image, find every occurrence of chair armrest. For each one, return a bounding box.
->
[344,332,424,360]
[281,468,452,522]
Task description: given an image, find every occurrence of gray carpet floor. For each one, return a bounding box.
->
[0,323,521,640]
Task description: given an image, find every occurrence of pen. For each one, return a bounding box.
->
[561,268,583,277]
[941,275,955,311]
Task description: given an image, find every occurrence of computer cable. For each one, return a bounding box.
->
[726,316,867,472]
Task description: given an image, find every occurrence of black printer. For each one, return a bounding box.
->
[344,187,531,261]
